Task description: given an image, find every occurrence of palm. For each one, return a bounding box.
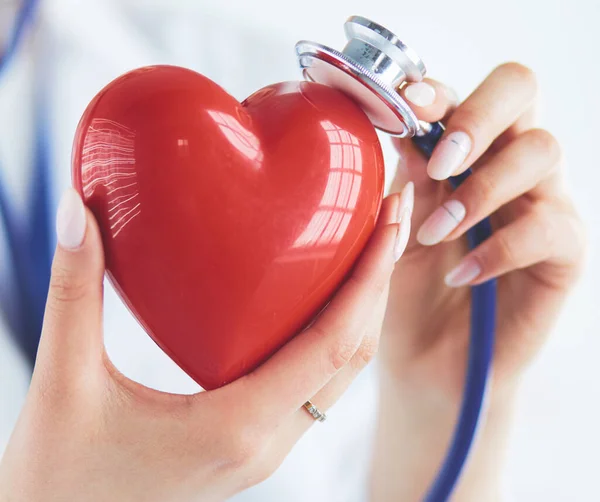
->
[381,143,574,396]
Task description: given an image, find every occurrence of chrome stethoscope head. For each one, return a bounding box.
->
[295,16,426,138]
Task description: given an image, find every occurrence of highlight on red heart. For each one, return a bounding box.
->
[72,65,385,389]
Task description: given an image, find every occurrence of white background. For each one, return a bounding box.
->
[1,0,599,500]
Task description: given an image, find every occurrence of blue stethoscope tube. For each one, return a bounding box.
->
[0,0,51,365]
[413,122,497,502]
[2,4,497,502]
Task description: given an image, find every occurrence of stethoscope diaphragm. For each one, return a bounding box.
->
[295,16,425,137]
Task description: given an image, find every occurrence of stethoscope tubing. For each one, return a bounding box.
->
[413,121,497,502]
[0,0,50,365]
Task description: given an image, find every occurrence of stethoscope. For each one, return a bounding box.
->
[1,5,496,502]
[296,17,496,501]
[0,0,52,366]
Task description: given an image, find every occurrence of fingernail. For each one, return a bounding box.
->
[56,188,87,250]
[394,208,412,262]
[416,200,466,246]
[444,86,459,104]
[445,257,482,287]
[404,82,437,107]
[396,182,414,222]
[427,131,472,180]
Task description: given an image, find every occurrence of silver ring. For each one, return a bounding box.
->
[303,400,327,422]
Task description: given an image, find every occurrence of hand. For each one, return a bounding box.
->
[0,188,412,502]
[371,63,586,501]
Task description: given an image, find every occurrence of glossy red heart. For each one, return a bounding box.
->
[72,65,384,390]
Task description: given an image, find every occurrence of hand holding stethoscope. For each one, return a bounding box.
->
[376,65,586,499]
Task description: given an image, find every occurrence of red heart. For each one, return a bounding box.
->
[72,65,384,390]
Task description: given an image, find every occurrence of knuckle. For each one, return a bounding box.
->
[495,62,538,92]
[353,335,380,368]
[524,128,562,162]
[530,204,556,252]
[471,172,496,203]
[49,265,91,304]
[451,107,489,137]
[220,423,265,471]
[327,334,360,373]
[495,230,520,268]
[534,202,587,273]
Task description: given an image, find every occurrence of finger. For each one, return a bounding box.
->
[391,79,457,215]
[283,196,414,430]
[416,129,561,247]
[272,288,390,451]
[426,62,538,180]
[491,101,538,153]
[377,189,407,227]
[392,79,458,156]
[401,78,458,122]
[224,192,412,425]
[443,203,585,288]
[35,188,105,378]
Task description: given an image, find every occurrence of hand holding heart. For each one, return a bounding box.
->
[1,63,587,502]
[371,64,586,501]
[71,67,389,390]
[0,186,412,502]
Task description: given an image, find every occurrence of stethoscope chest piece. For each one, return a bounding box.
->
[295,16,426,137]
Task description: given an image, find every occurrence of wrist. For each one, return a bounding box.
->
[370,365,517,502]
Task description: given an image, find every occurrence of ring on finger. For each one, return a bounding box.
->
[303,400,327,422]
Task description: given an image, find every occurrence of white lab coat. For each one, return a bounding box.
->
[0,2,380,501]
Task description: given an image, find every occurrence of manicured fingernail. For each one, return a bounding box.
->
[416,200,466,246]
[56,188,86,250]
[396,182,414,222]
[444,86,459,104]
[427,131,472,180]
[394,208,412,262]
[404,82,436,107]
[445,257,482,287]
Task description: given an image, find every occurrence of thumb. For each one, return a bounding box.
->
[35,188,105,378]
